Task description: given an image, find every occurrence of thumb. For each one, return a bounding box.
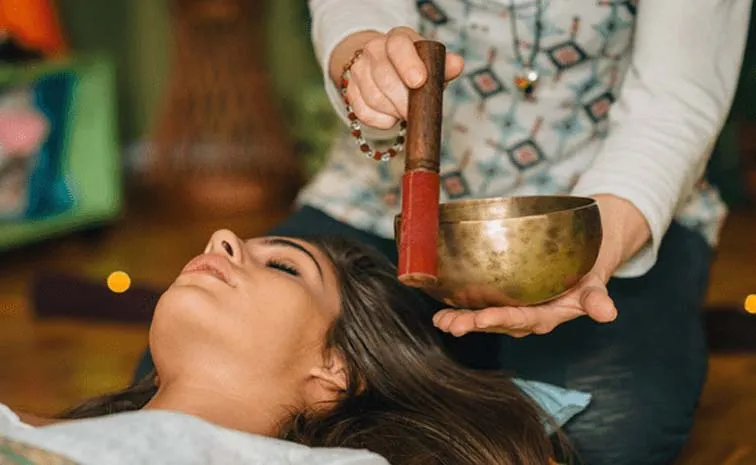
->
[444,52,465,81]
[580,285,617,323]
[395,27,463,82]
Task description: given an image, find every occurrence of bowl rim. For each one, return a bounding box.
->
[393,196,599,228]
[430,196,598,223]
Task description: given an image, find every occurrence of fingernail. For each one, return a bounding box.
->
[408,69,423,87]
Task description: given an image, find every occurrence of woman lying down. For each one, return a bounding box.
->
[0,231,589,465]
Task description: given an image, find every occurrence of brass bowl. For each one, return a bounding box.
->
[395,196,602,308]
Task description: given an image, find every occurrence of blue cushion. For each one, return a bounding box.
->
[513,378,591,433]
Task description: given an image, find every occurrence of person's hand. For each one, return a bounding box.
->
[433,194,652,338]
[432,269,618,338]
[330,28,464,130]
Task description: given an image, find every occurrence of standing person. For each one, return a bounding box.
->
[290,1,751,464]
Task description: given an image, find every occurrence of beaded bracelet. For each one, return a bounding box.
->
[339,49,407,162]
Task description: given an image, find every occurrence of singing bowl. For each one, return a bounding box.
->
[395,196,602,309]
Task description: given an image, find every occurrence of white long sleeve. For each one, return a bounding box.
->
[572,0,752,277]
[309,0,418,131]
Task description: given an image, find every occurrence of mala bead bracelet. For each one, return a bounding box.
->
[339,49,407,162]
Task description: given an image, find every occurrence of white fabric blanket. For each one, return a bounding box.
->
[0,406,387,465]
[0,378,589,465]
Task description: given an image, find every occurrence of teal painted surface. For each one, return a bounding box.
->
[0,56,123,250]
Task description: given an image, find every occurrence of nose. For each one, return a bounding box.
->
[205,229,244,264]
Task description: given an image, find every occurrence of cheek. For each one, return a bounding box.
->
[150,277,335,382]
[229,282,333,368]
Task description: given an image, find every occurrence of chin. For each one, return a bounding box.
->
[151,284,219,337]
[160,278,217,307]
[149,285,226,375]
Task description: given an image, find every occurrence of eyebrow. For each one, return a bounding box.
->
[263,237,324,281]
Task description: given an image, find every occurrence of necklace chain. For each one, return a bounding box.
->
[509,0,543,67]
[509,0,543,98]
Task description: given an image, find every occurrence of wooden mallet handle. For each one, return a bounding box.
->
[397,40,446,287]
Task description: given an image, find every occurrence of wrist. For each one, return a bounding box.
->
[592,194,652,279]
[328,30,384,85]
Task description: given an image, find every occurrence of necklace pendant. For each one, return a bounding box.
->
[514,68,539,98]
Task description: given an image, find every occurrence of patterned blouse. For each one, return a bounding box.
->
[300,0,751,277]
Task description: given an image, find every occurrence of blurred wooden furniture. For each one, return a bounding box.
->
[144,0,302,217]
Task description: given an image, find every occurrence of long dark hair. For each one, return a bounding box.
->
[60,237,560,464]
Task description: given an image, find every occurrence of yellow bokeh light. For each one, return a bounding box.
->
[107,271,131,294]
[745,294,756,314]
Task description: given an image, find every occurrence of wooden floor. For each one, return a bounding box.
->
[0,197,754,464]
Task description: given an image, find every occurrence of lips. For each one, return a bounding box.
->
[180,253,234,286]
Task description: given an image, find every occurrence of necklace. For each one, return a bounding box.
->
[509,0,543,98]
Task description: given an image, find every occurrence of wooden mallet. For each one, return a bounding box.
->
[397,40,446,287]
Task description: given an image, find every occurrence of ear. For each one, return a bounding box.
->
[309,353,348,393]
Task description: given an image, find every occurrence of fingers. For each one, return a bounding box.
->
[372,29,421,122]
[434,304,585,338]
[475,306,538,332]
[433,309,477,337]
[433,307,540,338]
[476,305,583,337]
[370,58,410,120]
[385,28,465,86]
[346,28,465,127]
[385,30,427,88]
[346,31,413,128]
[349,56,401,128]
[346,68,399,130]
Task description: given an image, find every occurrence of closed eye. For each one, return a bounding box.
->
[266,259,300,277]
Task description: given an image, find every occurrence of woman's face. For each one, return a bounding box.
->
[149,230,343,398]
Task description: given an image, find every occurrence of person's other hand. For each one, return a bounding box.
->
[331,28,464,130]
[432,270,618,338]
